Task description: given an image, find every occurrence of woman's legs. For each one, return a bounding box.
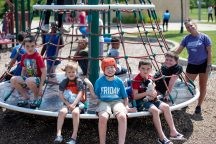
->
[198,72,208,106]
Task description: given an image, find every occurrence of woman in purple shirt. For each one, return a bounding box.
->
[175,20,212,114]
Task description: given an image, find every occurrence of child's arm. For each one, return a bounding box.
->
[59,91,71,107]
[123,97,137,113]
[38,67,47,96]
[133,89,157,100]
[84,78,97,99]
[175,45,184,54]
[70,90,83,109]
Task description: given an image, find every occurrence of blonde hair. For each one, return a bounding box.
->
[62,61,78,72]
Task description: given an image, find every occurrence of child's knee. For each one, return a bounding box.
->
[72,108,80,117]
[10,76,22,86]
[59,108,68,117]
[116,112,127,121]
[99,112,109,124]
[149,107,160,115]
[25,78,36,87]
[160,103,170,112]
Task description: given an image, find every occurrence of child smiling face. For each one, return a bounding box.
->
[104,65,116,77]
[164,56,177,68]
[65,68,77,80]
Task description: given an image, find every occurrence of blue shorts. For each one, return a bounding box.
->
[144,100,161,110]
[137,100,161,111]
[21,76,40,88]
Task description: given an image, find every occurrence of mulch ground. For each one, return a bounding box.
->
[0,38,216,144]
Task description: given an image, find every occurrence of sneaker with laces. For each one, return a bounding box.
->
[54,135,63,144]
[66,138,76,144]
[41,24,50,32]
[158,138,173,144]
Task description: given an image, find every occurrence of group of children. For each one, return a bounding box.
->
[7,30,186,144]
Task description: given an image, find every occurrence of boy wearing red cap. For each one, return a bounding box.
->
[92,57,136,144]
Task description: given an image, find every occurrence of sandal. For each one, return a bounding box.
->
[170,133,186,141]
[30,98,42,109]
[17,100,28,107]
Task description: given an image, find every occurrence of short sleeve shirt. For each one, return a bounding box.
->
[180,33,211,65]
[94,76,128,102]
[20,51,45,77]
[10,44,26,75]
[154,64,183,94]
[132,74,152,107]
[59,77,84,94]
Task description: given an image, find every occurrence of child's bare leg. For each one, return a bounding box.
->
[25,77,39,98]
[159,103,178,136]
[98,112,109,144]
[10,76,28,99]
[57,107,68,136]
[71,107,80,140]
[116,112,127,144]
[149,106,166,140]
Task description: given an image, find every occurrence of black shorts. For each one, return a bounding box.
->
[186,60,207,74]
[163,19,169,25]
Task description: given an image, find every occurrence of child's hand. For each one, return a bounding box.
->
[68,104,76,111]
[148,90,157,99]
[127,107,137,113]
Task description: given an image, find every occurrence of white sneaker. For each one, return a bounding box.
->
[41,24,49,32]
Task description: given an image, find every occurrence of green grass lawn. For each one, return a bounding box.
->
[163,31,216,64]
[189,8,215,22]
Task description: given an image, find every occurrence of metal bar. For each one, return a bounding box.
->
[33,4,155,10]
[88,0,99,86]
[21,0,26,31]
[107,0,111,33]
[27,0,31,31]
[14,0,19,40]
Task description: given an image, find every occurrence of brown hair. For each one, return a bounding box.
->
[138,60,152,68]
[62,61,78,72]
[165,51,179,62]
[184,18,197,28]
[23,35,36,45]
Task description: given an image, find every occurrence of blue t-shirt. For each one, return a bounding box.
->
[181,33,211,65]
[45,34,61,65]
[10,44,26,75]
[95,75,128,102]
[163,12,170,20]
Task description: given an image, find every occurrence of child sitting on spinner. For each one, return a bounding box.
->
[10,35,46,109]
[154,51,183,101]
[54,62,85,144]
[132,60,185,144]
